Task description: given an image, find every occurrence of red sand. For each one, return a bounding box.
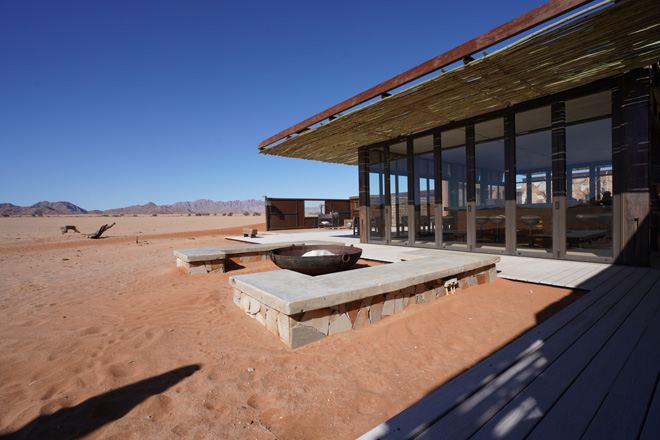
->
[0,216,584,439]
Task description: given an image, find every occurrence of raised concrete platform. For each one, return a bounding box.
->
[174,240,340,274]
[230,251,499,348]
[223,230,412,263]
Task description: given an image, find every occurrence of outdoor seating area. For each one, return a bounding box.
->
[171,226,660,436]
[229,249,498,348]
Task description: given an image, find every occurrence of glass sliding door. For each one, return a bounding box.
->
[516,107,553,254]
[413,135,435,244]
[389,142,408,243]
[565,91,612,258]
[474,118,505,250]
[363,88,618,264]
[441,128,468,248]
[368,147,386,242]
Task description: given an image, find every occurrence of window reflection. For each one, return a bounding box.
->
[368,148,386,241]
[475,118,505,249]
[364,90,614,262]
[516,107,552,253]
[442,135,468,247]
[390,142,408,243]
[566,118,612,257]
[414,135,435,244]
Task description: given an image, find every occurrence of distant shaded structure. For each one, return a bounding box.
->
[264,197,352,230]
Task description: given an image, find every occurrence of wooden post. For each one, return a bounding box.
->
[504,111,517,254]
[615,68,651,266]
[552,101,567,259]
[466,124,476,251]
[434,132,443,248]
[358,148,369,243]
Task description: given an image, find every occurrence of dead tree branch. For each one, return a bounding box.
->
[86,222,116,239]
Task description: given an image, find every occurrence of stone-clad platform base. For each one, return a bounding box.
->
[174,240,340,274]
[230,251,499,348]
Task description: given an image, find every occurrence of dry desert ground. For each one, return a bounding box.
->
[0,215,584,439]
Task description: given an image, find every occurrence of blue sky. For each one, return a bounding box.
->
[0,0,551,211]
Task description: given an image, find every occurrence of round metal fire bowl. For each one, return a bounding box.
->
[270,244,363,276]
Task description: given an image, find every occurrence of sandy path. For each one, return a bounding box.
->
[0,217,584,439]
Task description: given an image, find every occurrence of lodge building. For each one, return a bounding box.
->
[259,0,660,266]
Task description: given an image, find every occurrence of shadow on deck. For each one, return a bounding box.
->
[360,264,660,439]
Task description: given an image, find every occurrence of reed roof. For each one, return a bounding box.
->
[260,0,660,165]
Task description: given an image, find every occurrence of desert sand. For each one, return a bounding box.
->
[0,216,584,439]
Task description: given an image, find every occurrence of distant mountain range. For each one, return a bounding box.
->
[0,199,265,216]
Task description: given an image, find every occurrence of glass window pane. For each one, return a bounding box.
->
[516,130,552,253]
[566,91,611,123]
[442,143,467,247]
[390,151,409,243]
[475,118,505,249]
[566,117,612,258]
[475,119,504,141]
[413,135,433,155]
[516,106,551,134]
[414,138,435,244]
[389,141,407,159]
[368,147,386,242]
[442,128,467,148]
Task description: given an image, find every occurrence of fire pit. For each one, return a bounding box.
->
[270,244,363,275]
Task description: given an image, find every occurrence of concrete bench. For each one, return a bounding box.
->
[229,250,499,348]
[243,228,258,238]
[174,240,341,274]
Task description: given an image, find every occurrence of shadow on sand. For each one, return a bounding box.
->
[0,364,200,440]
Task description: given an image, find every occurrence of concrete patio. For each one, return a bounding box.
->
[227,228,660,439]
[225,228,613,288]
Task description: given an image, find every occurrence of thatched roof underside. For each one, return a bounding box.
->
[260,0,660,165]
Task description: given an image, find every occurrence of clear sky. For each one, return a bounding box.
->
[1,0,551,211]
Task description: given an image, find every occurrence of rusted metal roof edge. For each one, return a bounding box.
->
[258,0,594,151]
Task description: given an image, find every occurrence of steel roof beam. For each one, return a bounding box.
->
[258,0,593,150]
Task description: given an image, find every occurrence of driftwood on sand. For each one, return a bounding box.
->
[60,225,80,235]
[86,222,116,239]
[59,223,116,238]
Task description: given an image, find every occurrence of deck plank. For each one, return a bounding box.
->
[471,272,660,440]
[560,263,610,288]
[498,256,549,270]
[576,264,628,290]
[640,372,660,440]
[358,268,644,440]
[496,257,614,289]
[525,279,660,439]
[359,268,645,440]
[360,263,659,440]
[580,286,660,440]
[417,268,653,439]
[533,262,583,285]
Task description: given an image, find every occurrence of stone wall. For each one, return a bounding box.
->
[233,263,497,348]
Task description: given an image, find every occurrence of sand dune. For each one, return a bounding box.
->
[0,216,583,439]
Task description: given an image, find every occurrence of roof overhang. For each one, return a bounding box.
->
[259,0,660,165]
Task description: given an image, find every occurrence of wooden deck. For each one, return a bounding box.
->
[360,261,660,440]
[495,255,617,289]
